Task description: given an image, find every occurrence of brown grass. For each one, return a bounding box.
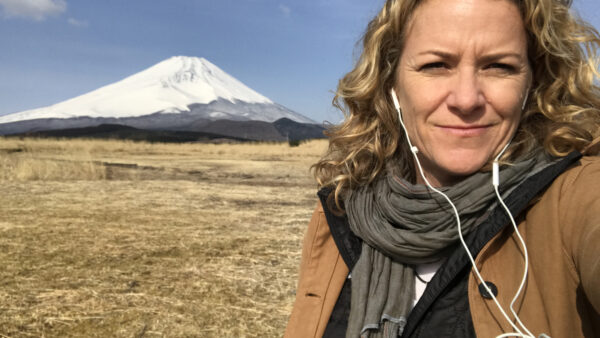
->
[0,137,327,337]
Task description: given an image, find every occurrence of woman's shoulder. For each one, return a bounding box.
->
[555,155,600,193]
[525,155,599,246]
[540,155,600,252]
[554,155,600,314]
[568,155,600,174]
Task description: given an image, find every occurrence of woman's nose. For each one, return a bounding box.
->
[446,69,485,115]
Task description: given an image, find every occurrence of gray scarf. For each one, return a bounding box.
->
[344,151,554,338]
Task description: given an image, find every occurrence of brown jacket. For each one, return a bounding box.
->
[285,157,600,337]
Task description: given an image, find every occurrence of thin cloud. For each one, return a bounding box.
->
[0,0,66,21]
[278,4,291,18]
[68,17,88,27]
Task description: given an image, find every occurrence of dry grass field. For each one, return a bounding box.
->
[0,137,328,337]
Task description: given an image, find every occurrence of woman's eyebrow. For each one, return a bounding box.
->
[416,50,525,62]
[416,50,455,58]
[479,52,525,63]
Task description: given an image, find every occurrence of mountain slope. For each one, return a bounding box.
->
[0,56,314,126]
[14,124,246,143]
[6,118,326,143]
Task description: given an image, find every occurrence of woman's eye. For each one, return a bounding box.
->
[419,62,448,71]
[486,63,516,72]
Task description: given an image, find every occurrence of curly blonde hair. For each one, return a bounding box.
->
[313,0,600,207]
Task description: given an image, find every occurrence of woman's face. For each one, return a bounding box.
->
[394,0,531,187]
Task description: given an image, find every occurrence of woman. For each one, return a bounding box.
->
[286,0,600,337]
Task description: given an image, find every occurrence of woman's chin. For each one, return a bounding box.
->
[419,154,489,186]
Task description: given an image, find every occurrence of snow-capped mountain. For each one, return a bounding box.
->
[0,56,315,134]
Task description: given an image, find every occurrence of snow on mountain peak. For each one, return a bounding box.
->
[0,56,278,124]
[129,56,272,104]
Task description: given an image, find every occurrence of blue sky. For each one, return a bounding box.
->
[0,0,599,123]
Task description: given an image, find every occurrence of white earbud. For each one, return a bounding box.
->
[521,89,530,111]
[390,88,420,156]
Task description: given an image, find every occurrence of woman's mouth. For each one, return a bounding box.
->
[436,125,493,137]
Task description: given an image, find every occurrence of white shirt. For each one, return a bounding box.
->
[413,259,444,306]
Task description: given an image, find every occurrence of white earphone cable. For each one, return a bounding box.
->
[390,89,535,338]
[492,152,534,338]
